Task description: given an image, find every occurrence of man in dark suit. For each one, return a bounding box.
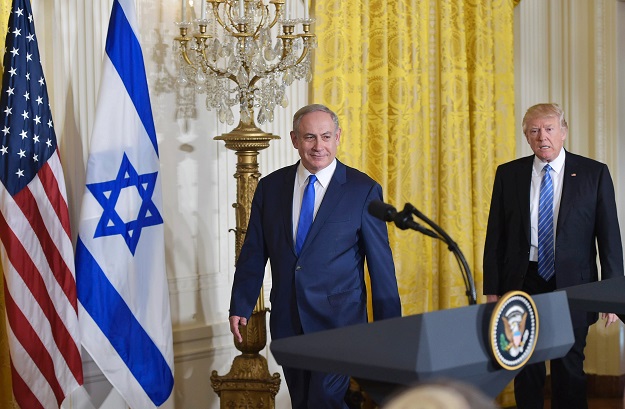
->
[229,104,402,408]
[483,103,623,409]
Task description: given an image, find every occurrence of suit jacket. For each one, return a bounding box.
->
[483,151,624,327]
[230,159,402,339]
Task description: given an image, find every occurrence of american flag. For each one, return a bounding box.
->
[0,0,83,407]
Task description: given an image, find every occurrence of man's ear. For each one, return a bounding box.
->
[290,131,298,148]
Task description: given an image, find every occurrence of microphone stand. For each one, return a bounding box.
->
[396,203,477,305]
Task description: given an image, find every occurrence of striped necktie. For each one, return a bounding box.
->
[537,164,555,281]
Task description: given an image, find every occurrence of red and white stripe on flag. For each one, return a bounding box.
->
[0,152,83,408]
[0,0,83,407]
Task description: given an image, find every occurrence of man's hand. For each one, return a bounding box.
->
[486,295,500,303]
[229,315,248,343]
[601,313,620,328]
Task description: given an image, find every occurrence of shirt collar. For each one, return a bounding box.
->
[297,159,337,188]
[533,149,565,175]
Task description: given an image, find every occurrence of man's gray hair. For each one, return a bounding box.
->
[292,104,340,134]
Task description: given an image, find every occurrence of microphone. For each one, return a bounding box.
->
[368,200,477,305]
[368,200,396,223]
[368,201,438,238]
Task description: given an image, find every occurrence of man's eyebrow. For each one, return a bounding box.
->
[303,131,333,136]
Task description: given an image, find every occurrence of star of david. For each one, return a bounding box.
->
[87,153,163,255]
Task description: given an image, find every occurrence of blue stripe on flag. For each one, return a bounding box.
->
[76,238,173,405]
[105,0,159,155]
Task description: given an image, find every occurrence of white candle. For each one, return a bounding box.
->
[304,0,308,19]
[239,0,244,17]
[201,0,206,20]
[181,0,187,21]
[284,0,288,19]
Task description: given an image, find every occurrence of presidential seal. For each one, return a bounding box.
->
[489,291,539,370]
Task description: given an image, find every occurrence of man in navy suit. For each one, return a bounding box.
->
[483,103,623,409]
[229,104,402,408]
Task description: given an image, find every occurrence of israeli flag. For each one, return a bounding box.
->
[75,0,174,407]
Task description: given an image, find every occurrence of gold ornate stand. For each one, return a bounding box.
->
[210,309,281,408]
[210,123,281,407]
[212,125,279,255]
[173,1,315,405]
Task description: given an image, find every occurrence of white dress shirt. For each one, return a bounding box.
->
[529,149,565,262]
[292,159,337,242]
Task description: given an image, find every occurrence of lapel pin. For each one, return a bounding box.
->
[571,173,577,177]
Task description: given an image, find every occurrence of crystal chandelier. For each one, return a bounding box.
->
[174,0,316,127]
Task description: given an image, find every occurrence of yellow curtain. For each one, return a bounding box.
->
[1,1,14,407]
[312,0,516,314]
[0,262,11,409]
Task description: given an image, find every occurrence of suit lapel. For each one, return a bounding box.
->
[556,152,578,235]
[280,163,298,255]
[299,161,347,254]
[517,156,533,243]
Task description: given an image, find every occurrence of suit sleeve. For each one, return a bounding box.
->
[229,180,269,319]
[595,165,624,279]
[483,166,505,295]
[361,183,402,320]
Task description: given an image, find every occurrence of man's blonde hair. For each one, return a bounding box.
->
[522,103,568,134]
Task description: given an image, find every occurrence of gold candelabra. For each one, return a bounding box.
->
[173,1,316,407]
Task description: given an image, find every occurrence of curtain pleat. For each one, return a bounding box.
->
[312,1,517,404]
[312,0,516,314]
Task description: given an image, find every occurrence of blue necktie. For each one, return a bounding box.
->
[538,164,555,281]
[295,175,317,255]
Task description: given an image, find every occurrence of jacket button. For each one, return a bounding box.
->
[295,266,302,271]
